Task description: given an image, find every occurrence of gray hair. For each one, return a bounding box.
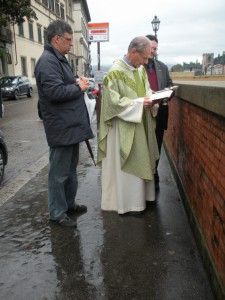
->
[128,36,152,53]
[47,20,73,43]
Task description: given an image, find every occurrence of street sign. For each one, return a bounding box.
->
[88,23,109,42]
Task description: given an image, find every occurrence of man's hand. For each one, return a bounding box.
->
[76,77,90,91]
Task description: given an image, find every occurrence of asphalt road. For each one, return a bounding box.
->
[0,91,49,205]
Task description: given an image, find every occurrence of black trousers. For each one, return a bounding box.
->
[154,104,169,183]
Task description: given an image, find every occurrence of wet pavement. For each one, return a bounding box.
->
[0,120,215,300]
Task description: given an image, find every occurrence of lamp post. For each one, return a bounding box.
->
[151,15,160,38]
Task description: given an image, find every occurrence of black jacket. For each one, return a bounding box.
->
[153,59,173,90]
[35,44,94,147]
[145,59,173,130]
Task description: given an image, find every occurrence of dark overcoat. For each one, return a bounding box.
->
[35,44,94,147]
[153,59,173,131]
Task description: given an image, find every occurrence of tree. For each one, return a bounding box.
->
[0,0,37,27]
[214,53,225,65]
[171,64,183,72]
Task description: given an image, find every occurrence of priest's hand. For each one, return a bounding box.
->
[143,97,153,109]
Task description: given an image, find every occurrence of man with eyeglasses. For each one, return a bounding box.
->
[98,36,159,215]
[145,34,173,190]
[35,20,94,228]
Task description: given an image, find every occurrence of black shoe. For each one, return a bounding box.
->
[146,200,156,208]
[128,210,145,216]
[51,216,77,228]
[67,204,87,214]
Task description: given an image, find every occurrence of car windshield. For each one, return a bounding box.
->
[0,77,17,84]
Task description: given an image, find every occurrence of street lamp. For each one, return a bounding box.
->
[151,15,160,38]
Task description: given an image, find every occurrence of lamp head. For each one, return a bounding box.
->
[151,15,160,34]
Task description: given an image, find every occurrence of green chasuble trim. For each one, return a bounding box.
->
[97,58,159,181]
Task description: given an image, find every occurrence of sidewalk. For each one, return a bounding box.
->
[0,120,215,300]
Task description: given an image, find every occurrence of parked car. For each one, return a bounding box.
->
[0,75,33,100]
[0,129,8,184]
[87,78,99,101]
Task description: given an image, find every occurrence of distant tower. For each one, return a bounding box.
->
[202,53,214,74]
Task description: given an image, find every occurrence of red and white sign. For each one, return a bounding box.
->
[88,23,109,42]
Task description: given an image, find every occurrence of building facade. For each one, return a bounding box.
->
[72,0,91,77]
[0,24,14,77]
[202,53,214,75]
[0,0,91,84]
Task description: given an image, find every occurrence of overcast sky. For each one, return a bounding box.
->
[86,0,225,68]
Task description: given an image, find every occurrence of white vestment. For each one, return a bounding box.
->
[101,99,155,214]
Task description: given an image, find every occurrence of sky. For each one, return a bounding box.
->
[86,0,225,68]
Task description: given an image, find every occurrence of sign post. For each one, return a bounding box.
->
[88,22,109,44]
[88,22,109,127]
[0,85,2,118]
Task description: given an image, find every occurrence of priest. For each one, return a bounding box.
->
[97,36,159,215]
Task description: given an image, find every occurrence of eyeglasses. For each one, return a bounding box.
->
[137,52,150,61]
[58,35,74,43]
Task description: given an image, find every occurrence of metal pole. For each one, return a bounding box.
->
[155,28,158,60]
[97,42,100,71]
[97,42,101,128]
[0,88,2,118]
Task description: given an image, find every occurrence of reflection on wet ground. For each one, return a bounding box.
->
[0,122,215,300]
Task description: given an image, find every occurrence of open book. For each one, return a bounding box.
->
[150,86,178,104]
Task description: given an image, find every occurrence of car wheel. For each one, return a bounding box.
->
[27,87,33,98]
[14,89,19,100]
[0,148,5,184]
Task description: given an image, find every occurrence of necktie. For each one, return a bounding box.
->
[148,61,154,73]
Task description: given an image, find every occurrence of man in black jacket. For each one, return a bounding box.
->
[35,20,94,228]
[145,34,173,190]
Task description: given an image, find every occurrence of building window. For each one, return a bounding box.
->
[49,0,55,12]
[37,25,42,43]
[42,0,48,7]
[18,23,24,36]
[0,57,6,75]
[60,4,65,20]
[43,28,47,45]
[28,22,34,40]
[68,0,72,18]
[21,56,27,76]
[31,58,36,78]
[81,19,88,40]
[55,0,60,15]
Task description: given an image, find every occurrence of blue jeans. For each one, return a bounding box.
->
[48,144,79,220]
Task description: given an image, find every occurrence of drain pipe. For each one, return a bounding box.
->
[13,24,18,65]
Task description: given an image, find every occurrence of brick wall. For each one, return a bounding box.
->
[164,96,225,293]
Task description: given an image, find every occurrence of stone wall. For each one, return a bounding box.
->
[170,72,225,81]
[164,84,225,299]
